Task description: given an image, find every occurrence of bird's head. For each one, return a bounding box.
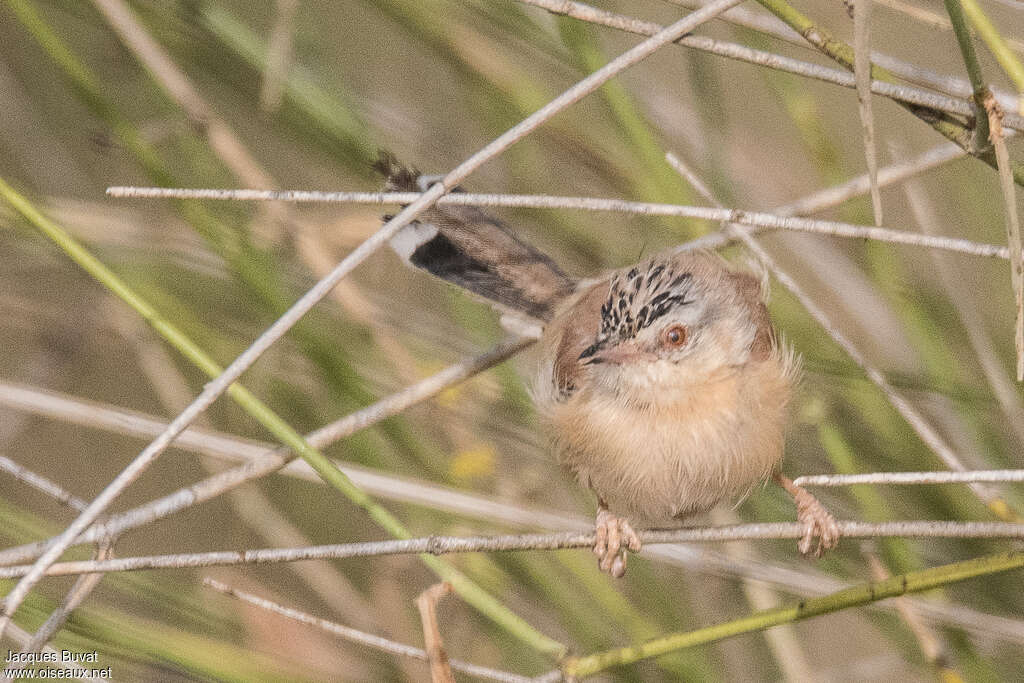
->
[577,253,770,403]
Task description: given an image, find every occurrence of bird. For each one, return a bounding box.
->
[377,155,839,577]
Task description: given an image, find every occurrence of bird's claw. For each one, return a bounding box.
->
[594,508,641,578]
[793,487,840,558]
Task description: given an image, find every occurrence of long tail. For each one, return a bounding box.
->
[376,154,576,322]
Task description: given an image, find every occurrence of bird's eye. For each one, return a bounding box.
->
[661,324,688,347]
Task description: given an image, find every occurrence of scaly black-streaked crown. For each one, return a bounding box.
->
[597,260,694,343]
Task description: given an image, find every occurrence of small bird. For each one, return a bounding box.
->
[378,156,839,577]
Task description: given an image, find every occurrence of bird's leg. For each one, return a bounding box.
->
[773,472,840,557]
[593,499,641,578]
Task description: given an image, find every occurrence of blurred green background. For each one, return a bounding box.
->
[1,0,1023,680]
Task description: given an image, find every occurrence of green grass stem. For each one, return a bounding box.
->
[564,550,1024,677]
[0,176,564,658]
[753,0,1024,186]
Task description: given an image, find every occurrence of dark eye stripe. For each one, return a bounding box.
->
[578,342,601,360]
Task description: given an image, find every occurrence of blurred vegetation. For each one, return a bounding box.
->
[1,0,1023,680]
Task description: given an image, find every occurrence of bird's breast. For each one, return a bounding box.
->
[547,361,791,524]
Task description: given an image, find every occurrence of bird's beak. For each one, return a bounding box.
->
[579,342,657,365]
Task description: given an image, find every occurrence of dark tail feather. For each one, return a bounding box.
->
[376,153,575,322]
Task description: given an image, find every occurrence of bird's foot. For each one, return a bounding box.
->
[593,507,641,578]
[795,490,840,557]
[775,473,839,558]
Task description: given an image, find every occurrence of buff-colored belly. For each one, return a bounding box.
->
[550,367,787,525]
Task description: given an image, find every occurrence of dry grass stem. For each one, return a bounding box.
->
[415,583,456,683]
[901,165,1024,445]
[774,141,967,217]
[516,0,1024,129]
[260,0,299,112]
[6,0,1024,674]
[0,338,531,565]
[794,471,1024,485]
[11,538,116,668]
[202,579,533,683]
[113,307,381,629]
[795,469,1024,487]
[854,0,884,225]
[672,141,969,252]
[88,0,289,233]
[4,521,1024,580]
[666,150,1008,512]
[3,380,1021,645]
[862,544,960,680]
[0,454,87,512]
[981,92,1024,381]
[668,0,1022,109]
[107,187,1010,260]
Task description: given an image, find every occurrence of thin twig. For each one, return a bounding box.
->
[0,186,545,646]
[0,454,87,512]
[901,155,1024,445]
[0,374,583,551]
[1,180,548,651]
[203,579,534,683]
[16,0,749,651]
[862,544,960,680]
[854,0,883,225]
[416,583,456,683]
[751,0,1024,184]
[981,92,1024,381]
[795,469,1024,487]
[0,0,747,640]
[667,150,1012,517]
[767,141,967,217]
[876,0,1024,57]
[12,537,116,665]
[957,0,1024,115]
[2,389,1022,647]
[3,522,1024,579]
[666,0,1022,111]
[106,187,1010,261]
[88,0,290,235]
[673,141,971,251]
[515,0,1024,132]
[944,0,991,148]
[0,338,535,566]
[112,305,381,630]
